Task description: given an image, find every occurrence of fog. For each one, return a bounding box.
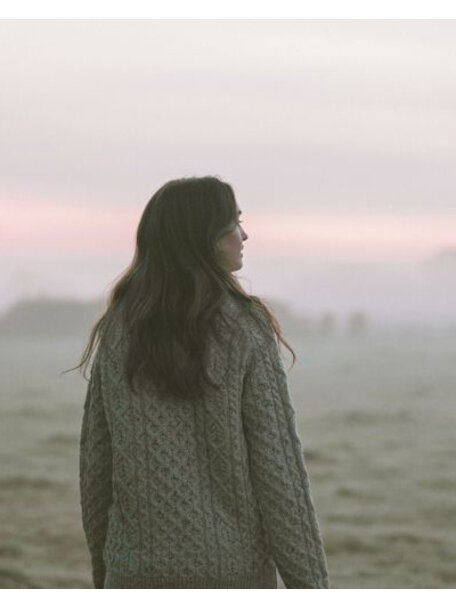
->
[1,19,456,589]
[1,20,456,325]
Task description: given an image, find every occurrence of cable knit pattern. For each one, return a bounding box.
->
[79,293,330,589]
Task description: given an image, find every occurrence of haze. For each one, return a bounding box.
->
[1,20,455,324]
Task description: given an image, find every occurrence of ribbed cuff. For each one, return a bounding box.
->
[92,565,106,589]
[283,574,330,589]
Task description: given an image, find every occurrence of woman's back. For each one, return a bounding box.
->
[80,293,329,588]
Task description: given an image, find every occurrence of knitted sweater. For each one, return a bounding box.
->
[79,293,330,589]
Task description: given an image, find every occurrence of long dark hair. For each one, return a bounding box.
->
[62,175,296,400]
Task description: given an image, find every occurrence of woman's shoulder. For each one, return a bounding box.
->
[219,292,277,348]
[97,304,126,355]
[99,293,275,354]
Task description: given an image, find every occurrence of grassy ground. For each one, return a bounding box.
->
[1,329,455,588]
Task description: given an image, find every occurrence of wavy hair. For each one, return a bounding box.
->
[61,175,296,400]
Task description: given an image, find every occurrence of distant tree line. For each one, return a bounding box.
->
[0,295,369,340]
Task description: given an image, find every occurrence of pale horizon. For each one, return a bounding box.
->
[1,20,455,322]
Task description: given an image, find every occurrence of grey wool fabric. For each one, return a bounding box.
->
[79,293,330,589]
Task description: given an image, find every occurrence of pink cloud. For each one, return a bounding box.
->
[243,212,456,261]
[2,195,455,262]
[1,196,139,255]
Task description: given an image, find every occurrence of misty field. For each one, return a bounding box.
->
[1,325,455,588]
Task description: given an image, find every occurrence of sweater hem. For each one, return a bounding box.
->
[103,567,278,589]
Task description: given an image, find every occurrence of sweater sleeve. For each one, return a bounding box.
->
[79,352,113,589]
[241,328,330,589]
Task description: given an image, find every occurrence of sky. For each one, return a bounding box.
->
[1,20,456,323]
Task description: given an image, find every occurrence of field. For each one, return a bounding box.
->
[1,326,455,588]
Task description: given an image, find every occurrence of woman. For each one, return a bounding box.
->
[73,175,329,588]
